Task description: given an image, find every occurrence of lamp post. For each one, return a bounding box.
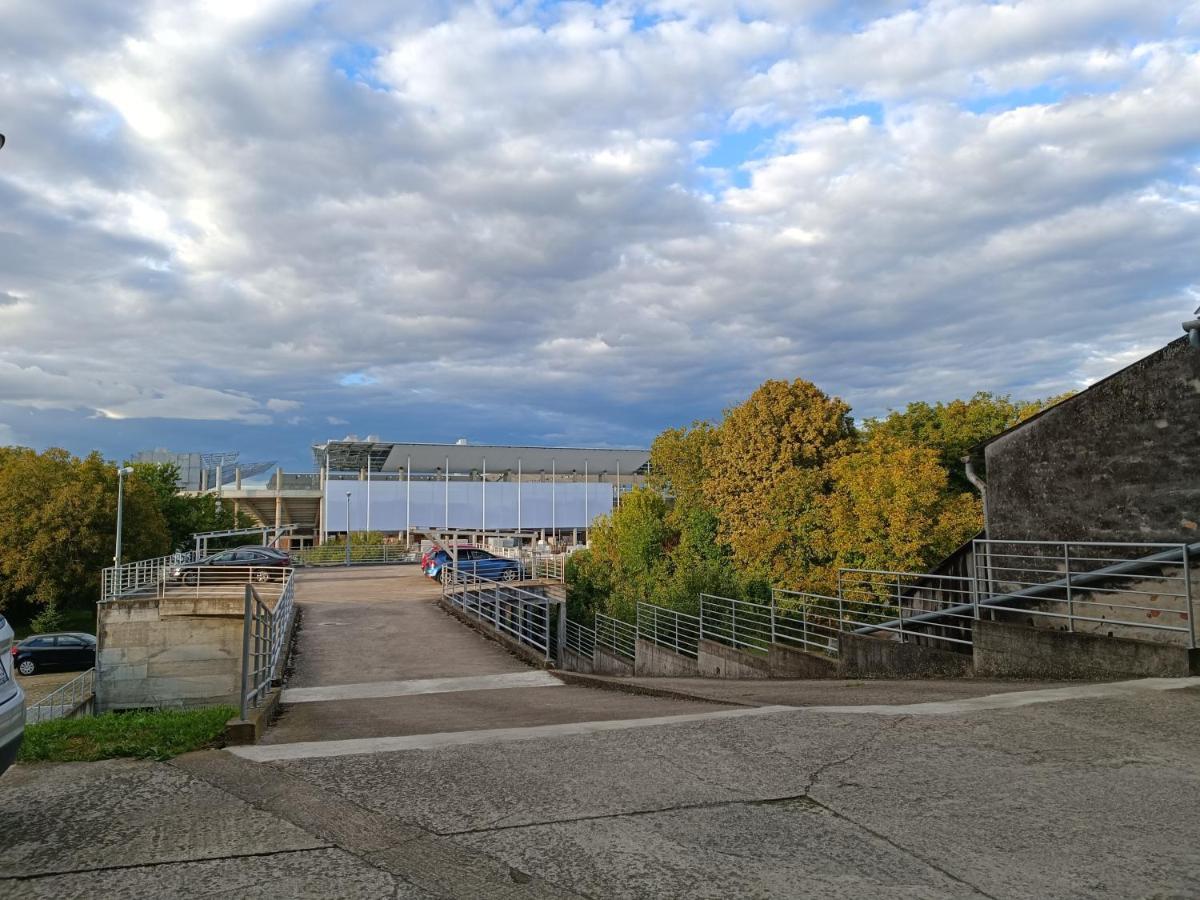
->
[345,491,352,565]
[114,466,133,566]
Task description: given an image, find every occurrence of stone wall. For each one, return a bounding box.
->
[837,633,973,678]
[697,639,771,679]
[985,337,1200,544]
[634,639,700,677]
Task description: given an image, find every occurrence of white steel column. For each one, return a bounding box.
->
[482,457,487,532]
[584,459,588,542]
[517,458,522,532]
[551,458,556,540]
[366,453,371,534]
[444,456,450,529]
[405,455,411,548]
[616,460,620,509]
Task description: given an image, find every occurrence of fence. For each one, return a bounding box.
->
[636,602,701,658]
[442,566,555,659]
[292,544,419,567]
[564,618,596,657]
[239,571,297,718]
[771,590,844,656]
[973,539,1197,647]
[837,568,977,649]
[101,551,197,601]
[491,548,568,582]
[26,668,95,723]
[594,613,636,660]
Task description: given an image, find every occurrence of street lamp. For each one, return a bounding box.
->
[114,466,133,566]
[345,491,352,565]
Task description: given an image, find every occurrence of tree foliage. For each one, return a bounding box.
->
[132,462,253,551]
[0,448,170,614]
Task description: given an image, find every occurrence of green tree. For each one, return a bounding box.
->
[702,378,855,579]
[132,462,255,551]
[0,449,170,614]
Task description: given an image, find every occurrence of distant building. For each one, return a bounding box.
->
[131,449,276,491]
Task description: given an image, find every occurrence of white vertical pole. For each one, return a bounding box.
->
[552,458,556,541]
[444,455,450,529]
[517,458,522,534]
[405,455,411,548]
[584,459,589,544]
[322,454,329,544]
[616,459,620,509]
[482,457,487,534]
[366,453,371,535]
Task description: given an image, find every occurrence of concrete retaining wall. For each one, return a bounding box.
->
[560,646,594,674]
[593,646,635,676]
[973,619,1198,679]
[837,633,973,678]
[634,638,700,677]
[697,639,770,679]
[97,595,245,712]
[769,644,838,678]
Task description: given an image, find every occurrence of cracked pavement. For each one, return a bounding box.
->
[2,567,1198,898]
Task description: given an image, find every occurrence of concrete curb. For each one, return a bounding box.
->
[549,670,752,707]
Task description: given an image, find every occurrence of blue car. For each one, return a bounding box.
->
[424,548,524,582]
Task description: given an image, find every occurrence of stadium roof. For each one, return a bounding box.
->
[313,439,650,475]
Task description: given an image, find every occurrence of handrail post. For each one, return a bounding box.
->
[769,596,777,645]
[699,595,704,642]
[1064,543,1074,632]
[1185,544,1195,650]
[239,585,252,720]
[895,575,904,641]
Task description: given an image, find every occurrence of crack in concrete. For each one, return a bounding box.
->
[0,844,338,883]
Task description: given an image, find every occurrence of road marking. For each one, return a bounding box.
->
[281,671,564,703]
[803,676,1200,716]
[229,705,796,762]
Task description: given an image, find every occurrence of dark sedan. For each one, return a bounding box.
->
[171,547,291,584]
[13,632,96,677]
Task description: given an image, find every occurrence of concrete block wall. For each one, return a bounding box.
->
[634,639,699,677]
[837,633,974,678]
[697,639,771,679]
[97,595,245,712]
[593,645,635,676]
[973,620,1198,679]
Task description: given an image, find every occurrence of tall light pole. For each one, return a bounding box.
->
[345,491,352,565]
[114,466,133,566]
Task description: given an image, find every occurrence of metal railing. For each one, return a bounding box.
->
[772,589,845,657]
[564,618,596,658]
[163,565,294,602]
[594,613,636,660]
[637,602,701,658]
[292,544,419,567]
[26,668,95,723]
[838,568,976,648]
[490,548,568,582]
[699,593,773,654]
[101,551,197,601]
[442,566,555,659]
[973,539,1197,647]
[240,571,297,718]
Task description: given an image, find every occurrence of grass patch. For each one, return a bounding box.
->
[18,706,235,763]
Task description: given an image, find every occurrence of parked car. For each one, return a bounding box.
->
[12,631,95,676]
[424,548,524,582]
[171,547,291,584]
[0,615,24,776]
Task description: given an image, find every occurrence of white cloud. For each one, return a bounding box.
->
[0,0,1197,461]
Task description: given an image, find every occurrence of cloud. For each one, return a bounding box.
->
[0,0,1197,466]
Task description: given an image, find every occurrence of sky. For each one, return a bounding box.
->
[1,0,1198,470]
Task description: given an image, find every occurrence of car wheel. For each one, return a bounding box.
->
[17,658,36,676]
[501,568,519,582]
[254,569,269,583]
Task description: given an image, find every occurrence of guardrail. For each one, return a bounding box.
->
[101,551,197,601]
[699,593,773,654]
[772,589,844,656]
[564,618,596,657]
[637,602,701,658]
[239,572,296,718]
[26,668,95,723]
[594,613,636,660]
[838,568,976,648]
[490,549,568,582]
[973,539,1196,647]
[291,545,419,567]
[442,566,555,659]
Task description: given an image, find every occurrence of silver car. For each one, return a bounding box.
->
[0,614,25,775]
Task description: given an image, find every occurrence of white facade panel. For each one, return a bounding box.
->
[325,482,614,531]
